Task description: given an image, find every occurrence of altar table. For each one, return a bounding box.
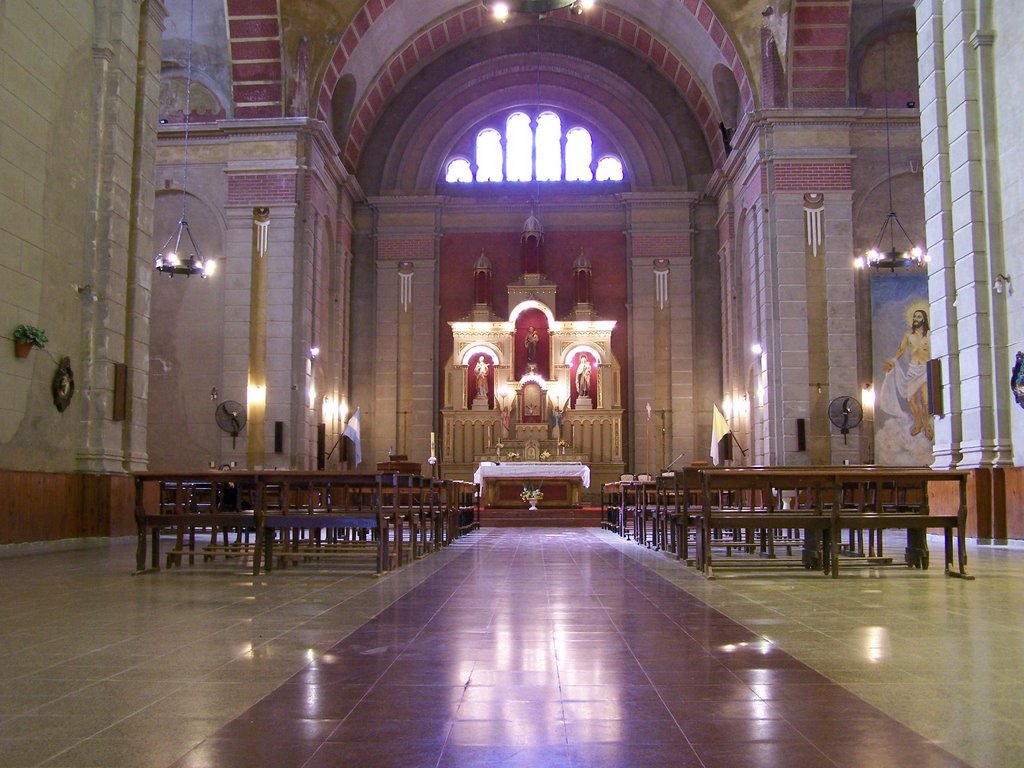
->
[473,462,591,508]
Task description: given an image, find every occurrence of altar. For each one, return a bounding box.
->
[473,462,590,508]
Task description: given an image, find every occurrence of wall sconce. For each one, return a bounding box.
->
[994,274,1013,295]
[750,342,763,355]
[861,384,875,414]
[309,346,320,359]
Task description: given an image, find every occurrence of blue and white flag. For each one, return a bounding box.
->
[343,407,362,466]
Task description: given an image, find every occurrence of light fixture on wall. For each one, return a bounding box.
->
[994,273,1013,295]
[853,0,928,272]
[483,0,594,20]
[154,0,215,279]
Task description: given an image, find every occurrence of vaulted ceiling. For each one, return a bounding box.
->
[159,0,917,193]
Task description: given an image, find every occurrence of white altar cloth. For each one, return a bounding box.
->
[473,461,591,488]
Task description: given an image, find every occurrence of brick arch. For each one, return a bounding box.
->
[789,0,852,108]
[225,0,284,118]
[318,1,755,173]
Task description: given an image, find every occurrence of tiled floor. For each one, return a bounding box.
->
[0,529,1020,767]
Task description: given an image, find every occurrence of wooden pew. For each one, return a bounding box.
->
[260,471,388,574]
[696,467,971,579]
[134,471,264,575]
[136,470,403,576]
[827,467,970,579]
[657,468,704,561]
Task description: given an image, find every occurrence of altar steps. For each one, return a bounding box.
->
[478,507,604,527]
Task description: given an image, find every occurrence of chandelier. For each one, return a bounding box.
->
[154,0,215,278]
[853,0,927,272]
[483,0,594,20]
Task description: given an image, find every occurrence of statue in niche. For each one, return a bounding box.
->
[525,326,539,364]
[474,356,490,397]
[576,355,592,398]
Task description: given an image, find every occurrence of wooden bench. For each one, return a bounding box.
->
[828,468,970,579]
[261,471,388,574]
[657,468,705,562]
[695,467,971,579]
[134,471,265,575]
[699,469,834,577]
[136,470,448,576]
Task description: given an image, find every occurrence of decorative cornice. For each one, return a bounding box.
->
[970,30,995,49]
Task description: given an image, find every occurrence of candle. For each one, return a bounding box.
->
[430,431,436,457]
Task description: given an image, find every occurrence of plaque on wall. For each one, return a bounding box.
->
[1012,351,1024,410]
[52,356,74,412]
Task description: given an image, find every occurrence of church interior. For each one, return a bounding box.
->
[3,0,1024,766]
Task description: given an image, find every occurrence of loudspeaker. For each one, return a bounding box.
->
[274,421,284,453]
[316,424,326,470]
[112,363,127,421]
[926,359,943,416]
[796,418,806,451]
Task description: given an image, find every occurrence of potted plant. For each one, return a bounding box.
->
[12,324,47,358]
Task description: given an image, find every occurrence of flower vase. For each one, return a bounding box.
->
[528,499,538,511]
[14,341,32,359]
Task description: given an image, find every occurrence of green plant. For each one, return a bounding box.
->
[13,324,47,349]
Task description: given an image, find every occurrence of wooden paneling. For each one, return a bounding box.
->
[0,471,135,544]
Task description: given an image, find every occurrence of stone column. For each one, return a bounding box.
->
[917,0,1011,469]
[78,0,165,473]
[367,198,444,466]
[623,192,701,473]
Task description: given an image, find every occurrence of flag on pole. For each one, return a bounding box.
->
[710,403,731,465]
[343,407,362,466]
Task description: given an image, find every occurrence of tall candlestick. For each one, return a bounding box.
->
[430,431,436,457]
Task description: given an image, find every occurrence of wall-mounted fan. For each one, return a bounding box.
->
[827,396,863,443]
[215,400,246,448]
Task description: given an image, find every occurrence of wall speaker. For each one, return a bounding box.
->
[274,421,284,453]
[112,363,127,421]
[926,359,943,416]
[796,418,806,451]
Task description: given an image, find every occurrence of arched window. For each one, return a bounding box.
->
[536,112,562,181]
[450,111,624,185]
[506,113,533,182]
[595,155,624,182]
[476,129,503,182]
[565,127,593,181]
[445,158,472,183]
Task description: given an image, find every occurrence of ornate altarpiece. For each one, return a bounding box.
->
[440,217,624,502]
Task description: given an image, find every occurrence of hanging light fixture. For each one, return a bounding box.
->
[155,0,215,278]
[853,0,927,272]
[483,0,594,21]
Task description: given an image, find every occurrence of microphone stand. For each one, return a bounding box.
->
[662,452,686,474]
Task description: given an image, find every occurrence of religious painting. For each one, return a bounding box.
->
[871,274,933,465]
